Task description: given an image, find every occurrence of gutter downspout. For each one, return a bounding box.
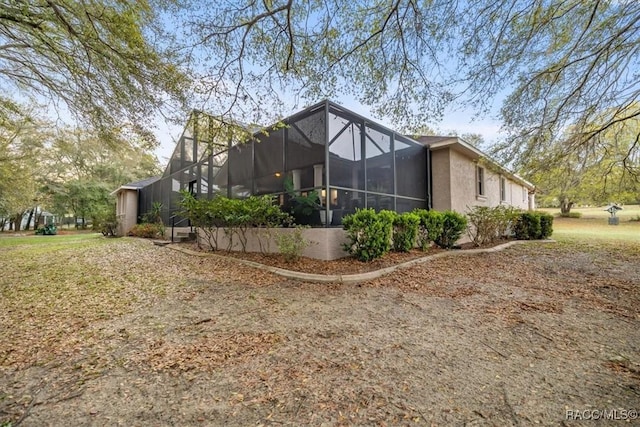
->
[427,147,433,210]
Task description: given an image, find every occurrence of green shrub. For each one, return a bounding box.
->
[466,205,520,246]
[559,212,582,218]
[178,191,291,251]
[434,211,467,249]
[495,205,521,238]
[466,206,498,246]
[413,209,444,251]
[378,209,398,250]
[392,212,420,252]
[129,222,164,238]
[514,212,541,240]
[538,212,554,239]
[142,201,164,224]
[92,207,118,237]
[514,211,554,240]
[342,208,393,262]
[275,226,312,262]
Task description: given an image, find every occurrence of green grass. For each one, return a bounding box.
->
[538,204,640,220]
[536,204,639,244]
[0,232,105,253]
[549,217,640,243]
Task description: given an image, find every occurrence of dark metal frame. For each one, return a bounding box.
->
[139,100,431,227]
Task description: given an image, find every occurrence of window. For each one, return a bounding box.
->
[500,176,506,202]
[477,166,485,196]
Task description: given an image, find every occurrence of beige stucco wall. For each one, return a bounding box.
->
[449,148,487,213]
[188,227,350,260]
[430,149,452,211]
[115,189,138,236]
[432,147,534,214]
[500,175,531,210]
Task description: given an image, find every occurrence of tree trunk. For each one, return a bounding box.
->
[560,196,573,215]
[12,214,21,231]
[25,208,35,231]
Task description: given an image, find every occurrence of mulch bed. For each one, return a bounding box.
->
[177,239,514,275]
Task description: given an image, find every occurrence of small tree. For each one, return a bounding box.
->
[244,195,291,254]
[179,192,291,252]
[93,203,118,237]
[466,205,520,246]
[178,191,223,250]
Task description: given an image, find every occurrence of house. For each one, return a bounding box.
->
[418,136,534,212]
[111,176,160,236]
[114,100,535,259]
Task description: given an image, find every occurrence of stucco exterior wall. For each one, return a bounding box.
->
[449,149,490,213]
[188,227,350,260]
[501,177,531,210]
[116,189,138,236]
[433,147,533,214]
[430,149,452,211]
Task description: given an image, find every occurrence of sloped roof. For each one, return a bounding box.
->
[110,176,160,195]
[416,135,535,190]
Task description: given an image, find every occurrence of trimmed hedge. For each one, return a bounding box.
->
[343,208,470,260]
[342,208,393,261]
[412,209,444,251]
[514,211,553,240]
[559,212,582,218]
[392,212,420,253]
[434,211,468,249]
[539,212,554,238]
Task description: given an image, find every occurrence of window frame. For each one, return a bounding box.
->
[476,165,485,197]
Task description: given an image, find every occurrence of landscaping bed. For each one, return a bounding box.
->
[178,239,517,275]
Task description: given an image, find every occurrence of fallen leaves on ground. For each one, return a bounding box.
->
[0,235,638,426]
[135,332,284,374]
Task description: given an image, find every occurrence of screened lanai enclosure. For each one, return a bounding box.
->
[140,100,430,226]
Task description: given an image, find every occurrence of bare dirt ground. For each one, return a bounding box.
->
[1,238,639,426]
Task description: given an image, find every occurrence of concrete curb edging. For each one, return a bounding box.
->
[164,240,556,284]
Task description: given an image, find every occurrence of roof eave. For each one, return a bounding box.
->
[427,137,535,190]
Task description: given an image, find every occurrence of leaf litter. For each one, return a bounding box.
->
[0,236,638,425]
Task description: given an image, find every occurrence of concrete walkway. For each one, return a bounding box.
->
[165,240,555,284]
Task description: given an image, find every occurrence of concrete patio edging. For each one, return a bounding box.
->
[163,240,556,284]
